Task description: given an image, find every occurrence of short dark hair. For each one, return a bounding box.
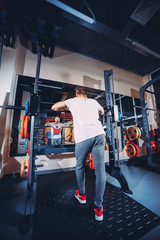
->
[76,88,87,96]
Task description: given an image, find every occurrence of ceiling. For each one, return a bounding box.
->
[1,0,160,76]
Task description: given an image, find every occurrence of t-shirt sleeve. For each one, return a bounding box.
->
[95,100,103,110]
[64,99,74,111]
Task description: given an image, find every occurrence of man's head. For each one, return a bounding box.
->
[55,116,60,124]
[76,88,87,98]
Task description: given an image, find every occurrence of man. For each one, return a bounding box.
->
[52,116,63,145]
[51,88,106,221]
[45,117,63,145]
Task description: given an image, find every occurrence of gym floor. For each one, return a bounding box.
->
[0,161,160,240]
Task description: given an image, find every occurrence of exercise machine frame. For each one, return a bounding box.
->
[139,73,160,170]
[104,69,132,194]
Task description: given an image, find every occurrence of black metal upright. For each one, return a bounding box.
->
[28,46,42,194]
[104,70,116,167]
[104,70,132,194]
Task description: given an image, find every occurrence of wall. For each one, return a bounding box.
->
[23,48,144,97]
[0,41,149,178]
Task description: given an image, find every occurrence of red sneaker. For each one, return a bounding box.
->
[75,190,86,204]
[94,203,103,221]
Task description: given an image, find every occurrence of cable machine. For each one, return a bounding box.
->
[104,69,132,194]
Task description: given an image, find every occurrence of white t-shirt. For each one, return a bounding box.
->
[64,97,105,143]
[51,123,63,139]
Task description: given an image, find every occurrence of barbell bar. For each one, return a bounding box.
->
[134,105,160,112]
[0,100,54,111]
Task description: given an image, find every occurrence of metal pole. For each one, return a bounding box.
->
[104,70,116,167]
[111,73,120,166]
[34,46,42,94]
[28,46,42,188]
[132,97,138,126]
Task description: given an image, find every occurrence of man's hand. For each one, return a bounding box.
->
[99,107,104,115]
[51,101,68,111]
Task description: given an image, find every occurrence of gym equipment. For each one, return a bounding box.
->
[26,45,42,197]
[66,124,74,143]
[27,141,30,154]
[128,74,160,172]
[24,116,30,139]
[87,153,95,169]
[18,120,21,134]
[151,141,160,153]
[136,126,142,138]
[127,126,139,140]
[125,142,139,158]
[105,142,109,151]
[104,69,132,194]
[25,139,29,150]
[139,73,160,170]
[153,127,160,140]
[125,143,136,158]
[20,115,26,139]
[153,127,158,136]
[20,158,26,178]
[25,101,29,115]
[131,142,140,157]
[27,158,30,179]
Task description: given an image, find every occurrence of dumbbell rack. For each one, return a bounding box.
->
[104,70,132,194]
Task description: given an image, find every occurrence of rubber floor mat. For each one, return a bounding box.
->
[32,171,160,240]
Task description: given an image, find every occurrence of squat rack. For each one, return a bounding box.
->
[104,69,132,194]
[139,73,160,171]
[28,62,133,195]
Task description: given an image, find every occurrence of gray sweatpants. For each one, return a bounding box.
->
[75,134,106,207]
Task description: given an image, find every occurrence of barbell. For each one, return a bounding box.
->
[0,100,55,114]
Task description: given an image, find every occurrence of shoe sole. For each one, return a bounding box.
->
[95,215,103,221]
[75,194,86,204]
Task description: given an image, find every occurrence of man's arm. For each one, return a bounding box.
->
[51,101,68,112]
[99,106,104,115]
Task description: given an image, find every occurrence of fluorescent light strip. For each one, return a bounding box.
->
[46,0,95,24]
[132,41,160,60]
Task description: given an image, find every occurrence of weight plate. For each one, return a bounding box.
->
[24,116,30,139]
[27,157,30,179]
[25,139,29,149]
[25,101,29,115]
[135,127,141,138]
[129,141,139,157]
[125,143,136,158]
[27,140,30,154]
[88,153,95,170]
[151,140,159,153]
[20,115,26,139]
[140,128,143,137]
[127,126,139,140]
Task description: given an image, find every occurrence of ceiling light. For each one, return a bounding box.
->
[132,41,160,60]
[46,0,95,24]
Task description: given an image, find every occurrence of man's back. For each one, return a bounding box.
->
[64,97,104,143]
